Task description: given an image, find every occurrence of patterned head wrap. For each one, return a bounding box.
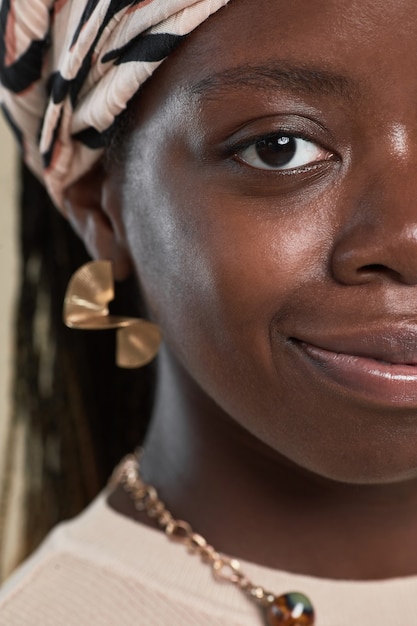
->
[0,0,231,208]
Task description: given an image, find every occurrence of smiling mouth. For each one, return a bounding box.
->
[291,334,417,406]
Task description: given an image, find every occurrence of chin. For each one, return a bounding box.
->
[296,454,417,487]
[257,427,417,487]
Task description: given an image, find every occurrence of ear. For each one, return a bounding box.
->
[63,161,133,281]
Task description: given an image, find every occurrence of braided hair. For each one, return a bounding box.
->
[0,153,155,571]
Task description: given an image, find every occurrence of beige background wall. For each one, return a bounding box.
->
[0,116,17,443]
[0,116,19,577]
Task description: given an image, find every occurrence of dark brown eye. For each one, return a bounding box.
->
[256,136,296,168]
[237,134,331,171]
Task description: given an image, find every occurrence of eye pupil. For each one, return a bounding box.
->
[256,135,296,167]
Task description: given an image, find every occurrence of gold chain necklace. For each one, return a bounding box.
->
[113,451,316,626]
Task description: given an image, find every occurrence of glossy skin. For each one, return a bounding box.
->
[66,0,417,578]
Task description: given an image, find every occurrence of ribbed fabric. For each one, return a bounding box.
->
[1,492,417,625]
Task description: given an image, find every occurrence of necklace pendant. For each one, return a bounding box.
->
[117,455,317,626]
[266,592,315,625]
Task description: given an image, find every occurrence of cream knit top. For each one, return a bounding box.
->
[0,491,416,625]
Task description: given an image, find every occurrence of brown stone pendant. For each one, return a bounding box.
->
[266,592,315,625]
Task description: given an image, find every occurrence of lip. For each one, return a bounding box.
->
[291,328,417,406]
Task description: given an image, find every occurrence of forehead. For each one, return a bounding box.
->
[149,0,417,104]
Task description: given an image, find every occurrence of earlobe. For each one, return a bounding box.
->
[63,161,133,281]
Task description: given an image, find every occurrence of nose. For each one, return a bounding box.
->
[330,168,417,286]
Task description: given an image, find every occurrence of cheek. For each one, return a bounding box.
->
[122,154,333,421]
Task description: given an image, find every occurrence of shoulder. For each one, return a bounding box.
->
[0,492,258,625]
[0,493,158,625]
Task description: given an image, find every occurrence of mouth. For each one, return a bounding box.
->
[290,330,417,406]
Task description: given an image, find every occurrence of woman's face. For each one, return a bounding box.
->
[117,0,417,484]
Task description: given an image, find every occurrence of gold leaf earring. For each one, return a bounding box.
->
[63,260,161,368]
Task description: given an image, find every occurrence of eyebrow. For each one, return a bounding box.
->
[190,62,355,100]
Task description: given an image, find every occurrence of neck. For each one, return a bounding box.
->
[113,347,417,580]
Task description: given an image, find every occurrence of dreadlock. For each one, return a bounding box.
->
[0,156,155,570]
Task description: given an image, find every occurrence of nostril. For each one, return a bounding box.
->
[360,264,387,272]
[331,230,417,285]
[358,263,403,281]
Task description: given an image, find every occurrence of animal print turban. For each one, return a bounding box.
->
[0,0,231,208]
